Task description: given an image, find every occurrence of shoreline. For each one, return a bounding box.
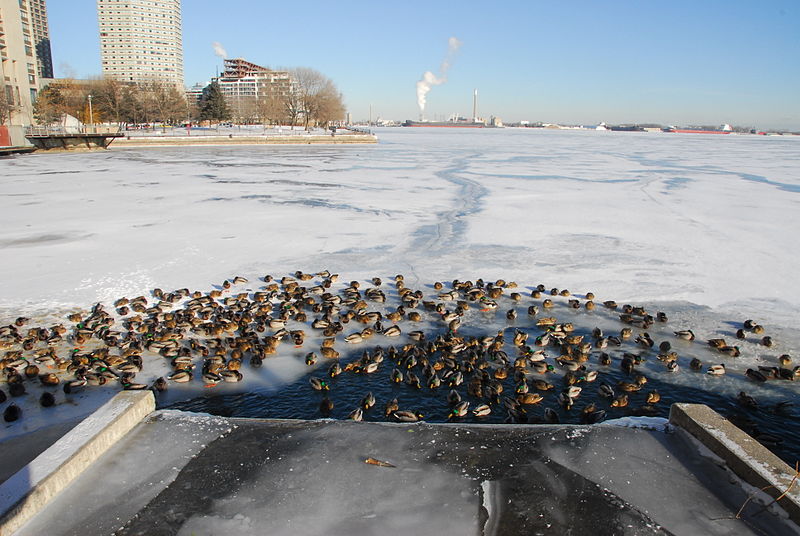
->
[109,133,377,148]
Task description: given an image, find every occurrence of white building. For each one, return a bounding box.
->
[97,0,183,88]
[213,58,292,121]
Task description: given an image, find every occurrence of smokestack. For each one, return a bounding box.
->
[416,37,462,119]
[473,89,478,122]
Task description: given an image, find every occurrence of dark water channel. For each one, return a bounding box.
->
[164,334,800,467]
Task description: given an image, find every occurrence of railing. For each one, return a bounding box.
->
[26,125,122,137]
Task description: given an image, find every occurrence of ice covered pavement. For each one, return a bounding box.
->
[14,412,799,536]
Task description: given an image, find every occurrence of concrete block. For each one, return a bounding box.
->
[669,403,800,524]
[0,390,155,535]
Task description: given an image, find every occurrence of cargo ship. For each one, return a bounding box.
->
[663,124,733,134]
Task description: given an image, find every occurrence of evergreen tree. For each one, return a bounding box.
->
[198,81,231,122]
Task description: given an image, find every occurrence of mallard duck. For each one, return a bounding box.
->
[472,404,491,417]
[390,367,404,383]
[344,333,364,344]
[321,347,340,359]
[319,396,334,417]
[349,407,364,421]
[707,338,726,349]
[383,325,401,337]
[168,370,193,383]
[405,371,421,389]
[391,410,423,422]
[617,381,641,392]
[219,370,243,383]
[152,377,168,392]
[39,373,60,386]
[428,374,441,389]
[517,393,543,405]
[361,392,376,410]
[558,392,574,410]
[646,390,661,404]
[448,401,469,419]
[4,403,21,422]
[745,368,767,382]
[718,346,740,357]
[36,390,56,408]
[384,398,399,416]
[309,377,330,391]
[707,364,726,375]
[63,379,87,394]
[610,394,629,408]
[581,406,606,424]
[737,391,758,409]
[328,362,342,377]
[435,385,459,405]
[690,358,703,371]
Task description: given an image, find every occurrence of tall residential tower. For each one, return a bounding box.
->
[28,0,52,78]
[0,0,43,129]
[97,0,183,88]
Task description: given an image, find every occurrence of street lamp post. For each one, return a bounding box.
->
[87,94,93,133]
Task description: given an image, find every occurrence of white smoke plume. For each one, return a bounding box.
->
[212,41,227,59]
[416,37,462,115]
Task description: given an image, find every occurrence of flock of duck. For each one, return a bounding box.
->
[0,271,796,434]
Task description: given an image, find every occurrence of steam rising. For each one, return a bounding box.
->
[212,41,227,59]
[416,37,462,115]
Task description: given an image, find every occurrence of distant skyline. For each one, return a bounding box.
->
[48,1,799,129]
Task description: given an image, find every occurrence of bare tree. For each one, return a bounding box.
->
[233,96,259,124]
[137,82,186,129]
[283,86,304,129]
[92,78,127,124]
[290,67,345,130]
[256,91,287,126]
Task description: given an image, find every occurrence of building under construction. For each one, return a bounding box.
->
[213,58,293,122]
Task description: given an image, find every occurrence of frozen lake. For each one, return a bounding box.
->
[0,128,798,462]
[2,128,798,322]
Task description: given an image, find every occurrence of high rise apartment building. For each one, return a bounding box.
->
[28,0,52,79]
[97,0,183,88]
[0,0,42,128]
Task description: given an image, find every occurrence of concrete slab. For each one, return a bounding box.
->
[0,391,155,535]
[12,413,800,536]
[670,403,800,525]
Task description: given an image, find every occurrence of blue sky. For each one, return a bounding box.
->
[48,1,799,128]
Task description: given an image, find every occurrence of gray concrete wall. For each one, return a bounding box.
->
[0,391,155,536]
[670,403,800,524]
